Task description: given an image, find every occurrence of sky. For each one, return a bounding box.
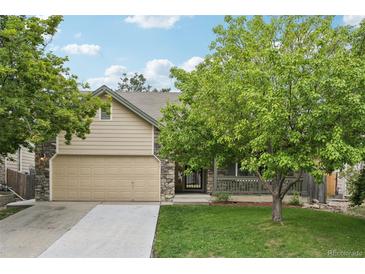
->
[45,15,364,91]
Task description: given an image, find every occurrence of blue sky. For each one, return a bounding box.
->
[46,15,362,91]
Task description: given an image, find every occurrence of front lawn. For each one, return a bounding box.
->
[0,207,25,221]
[154,205,365,258]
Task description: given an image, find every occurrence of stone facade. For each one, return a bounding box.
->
[0,157,5,185]
[206,168,214,193]
[35,139,56,201]
[153,127,175,201]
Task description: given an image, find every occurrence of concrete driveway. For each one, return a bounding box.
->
[0,202,97,257]
[0,202,160,258]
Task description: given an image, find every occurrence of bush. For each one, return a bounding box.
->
[213,192,231,202]
[288,191,302,206]
[348,168,365,207]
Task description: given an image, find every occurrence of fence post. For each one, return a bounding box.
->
[306,173,315,203]
[318,176,327,203]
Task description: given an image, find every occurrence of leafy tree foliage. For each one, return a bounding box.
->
[346,167,365,206]
[118,72,170,92]
[0,16,107,158]
[159,16,365,222]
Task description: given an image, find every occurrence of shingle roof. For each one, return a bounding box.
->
[115,91,180,121]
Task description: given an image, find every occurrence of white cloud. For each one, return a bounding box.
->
[144,59,175,88]
[124,16,181,29]
[87,56,204,90]
[74,32,82,39]
[181,56,204,72]
[343,15,365,26]
[105,65,127,77]
[48,44,59,51]
[87,65,127,89]
[61,44,101,56]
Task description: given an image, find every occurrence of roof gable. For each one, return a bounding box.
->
[92,85,160,128]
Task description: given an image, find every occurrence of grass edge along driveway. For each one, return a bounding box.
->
[0,207,26,221]
[154,205,365,258]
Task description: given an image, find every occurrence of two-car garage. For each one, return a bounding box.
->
[51,155,160,201]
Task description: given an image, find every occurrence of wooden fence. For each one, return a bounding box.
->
[214,175,307,196]
[6,168,36,199]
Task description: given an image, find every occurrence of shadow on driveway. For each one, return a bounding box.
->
[0,202,97,257]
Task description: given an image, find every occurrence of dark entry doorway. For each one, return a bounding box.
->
[175,165,207,193]
[184,169,204,190]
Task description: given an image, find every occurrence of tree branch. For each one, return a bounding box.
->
[279,170,304,199]
[277,175,286,196]
[255,170,274,194]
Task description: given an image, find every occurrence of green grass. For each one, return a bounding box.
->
[0,207,25,220]
[347,205,365,218]
[154,205,365,258]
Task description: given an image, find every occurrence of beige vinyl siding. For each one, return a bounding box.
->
[57,97,153,155]
[21,148,35,173]
[52,155,160,201]
[5,151,19,172]
[6,147,35,173]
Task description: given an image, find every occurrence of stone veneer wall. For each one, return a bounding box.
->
[0,156,5,185]
[206,168,214,193]
[153,127,175,201]
[35,140,56,201]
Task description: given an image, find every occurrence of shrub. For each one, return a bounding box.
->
[213,192,231,203]
[348,168,365,207]
[288,191,302,206]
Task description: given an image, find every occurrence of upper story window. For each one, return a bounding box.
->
[100,105,111,120]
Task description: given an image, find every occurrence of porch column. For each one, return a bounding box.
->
[213,158,217,193]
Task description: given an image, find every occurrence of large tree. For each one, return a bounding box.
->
[159,16,365,222]
[0,16,107,158]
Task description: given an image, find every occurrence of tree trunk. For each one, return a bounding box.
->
[272,194,283,222]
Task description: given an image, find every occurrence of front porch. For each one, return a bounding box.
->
[173,163,310,196]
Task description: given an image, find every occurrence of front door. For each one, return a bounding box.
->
[175,165,207,193]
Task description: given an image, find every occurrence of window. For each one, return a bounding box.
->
[218,163,236,176]
[219,162,254,177]
[100,105,111,120]
[237,162,253,176]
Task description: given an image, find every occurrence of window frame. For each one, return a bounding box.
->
[99,104,112,121]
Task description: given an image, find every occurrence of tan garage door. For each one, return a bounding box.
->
[52,155,160,201]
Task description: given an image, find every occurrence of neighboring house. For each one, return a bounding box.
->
[34,85,308,202]
[0,147,35,186]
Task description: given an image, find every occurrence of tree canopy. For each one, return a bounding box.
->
[159,16,365,221]
[0,16,107,158]
[118,72,171,92]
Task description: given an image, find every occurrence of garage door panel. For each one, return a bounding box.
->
[52,155,160,201]
[106,191,132,200]
[79,191,92,200]
[80,167,92,175]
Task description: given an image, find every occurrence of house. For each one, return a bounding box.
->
[0,147,35,186]
[34,85,307,202]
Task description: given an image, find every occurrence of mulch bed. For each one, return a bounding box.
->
[210,201,300,208]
